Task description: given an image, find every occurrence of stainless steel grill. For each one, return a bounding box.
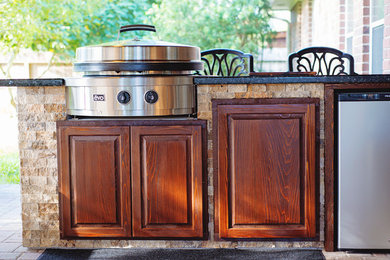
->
[65,24,203,117]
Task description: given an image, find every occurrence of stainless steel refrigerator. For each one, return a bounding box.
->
[338,92,390,249]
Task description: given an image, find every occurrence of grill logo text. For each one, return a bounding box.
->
[93,94,105,101]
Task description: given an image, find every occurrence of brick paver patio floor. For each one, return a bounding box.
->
[0,184,43,260]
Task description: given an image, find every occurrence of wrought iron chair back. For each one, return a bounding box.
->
[288,47,357,75]
[199,49,254,76]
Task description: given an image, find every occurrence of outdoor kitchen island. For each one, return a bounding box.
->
[2,74,390,252]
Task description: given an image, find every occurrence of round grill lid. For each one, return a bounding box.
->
[74,24,203,72]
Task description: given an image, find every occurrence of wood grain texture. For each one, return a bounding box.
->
[131,125,204,238]
[230,116,301,226]
[71,136,118,225]
[213,98,319,239]
[324,86,335,251]
[142,136,189,225]
[58,126,131,238]
[323,83,390,251]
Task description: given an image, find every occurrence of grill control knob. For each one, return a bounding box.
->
[145,90,158,104]
[117,91,131,104]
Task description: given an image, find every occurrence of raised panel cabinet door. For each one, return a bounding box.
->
[58,126,131,238]
[214,99,318,239]
[131,125,203,238]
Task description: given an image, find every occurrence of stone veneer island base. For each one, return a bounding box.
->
[15,82,324,249]
[11,75,390,251]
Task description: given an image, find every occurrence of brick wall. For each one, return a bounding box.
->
[337,0,370,73]
[18,84,325,249]
[290,2,302,52]
[300,0,313,48]
[291,0,390,74]
[339,0,346,50]
[289,0,314,51]
[384,0,390,73]
[352,0,370,74]
[291,0,341,51]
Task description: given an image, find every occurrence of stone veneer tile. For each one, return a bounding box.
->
[21,194,43,204]
[17,86,66,250]
[44,87,64,95]
[197,86,209,94]
[209,85,228,93]
[249,84,267,92]
[285,84,304,92]
[266,84,286,92]
[227,84,247,93]
[28,176,47,186]
[18,84,326,249]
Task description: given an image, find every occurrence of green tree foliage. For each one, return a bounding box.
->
[0,0,154,61]
[0,0,274,73]
[147,0,274,64]
[0,152,20,184]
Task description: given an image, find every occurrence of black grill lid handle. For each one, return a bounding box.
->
[119,24,156,33]
[117,24,157,41]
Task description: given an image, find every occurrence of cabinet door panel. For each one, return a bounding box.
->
[231,117,301,226]
[131,125,203,238]
[58,126,131,238]
[214,100,317,239]
[143,136,189,225]
[71,136,119,225]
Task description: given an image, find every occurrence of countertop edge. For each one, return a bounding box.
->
[0,79,65,87]
[194,75,390,85]
[1,75,390,87]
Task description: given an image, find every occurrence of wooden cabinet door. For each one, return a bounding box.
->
[58,126,131,238]
[214,99,318,239]
[131,125,203,238]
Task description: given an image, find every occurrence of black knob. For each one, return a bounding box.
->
[117,91,131,104]
[145,90,158,104]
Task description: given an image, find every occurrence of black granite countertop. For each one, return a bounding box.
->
[0,78,64,87]
[194,74,390,85]
[1,75,390,87]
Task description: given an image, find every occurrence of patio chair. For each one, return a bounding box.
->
[288,47,357,75]
[199,49,254,76]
